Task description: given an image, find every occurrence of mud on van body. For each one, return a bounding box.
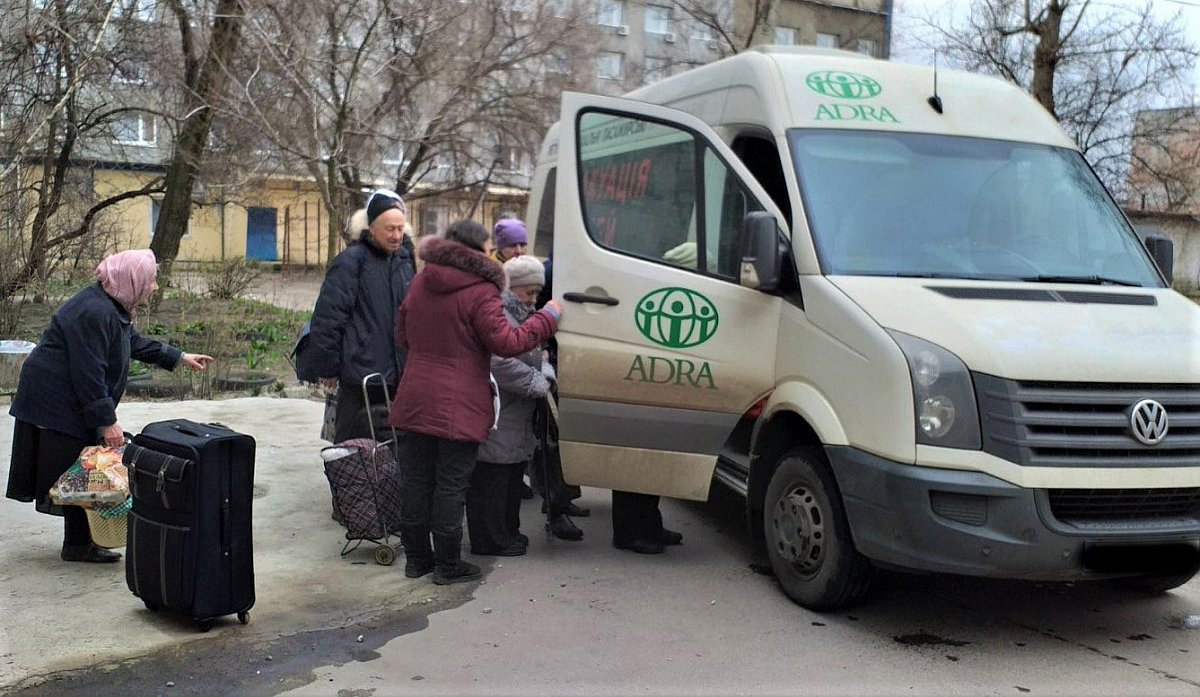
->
[529,46,1200,610]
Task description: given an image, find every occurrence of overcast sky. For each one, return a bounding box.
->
[888,0,1200,97]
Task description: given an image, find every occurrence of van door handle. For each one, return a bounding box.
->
[563,292,619,306]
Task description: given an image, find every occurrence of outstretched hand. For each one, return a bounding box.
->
[181,353,215,371]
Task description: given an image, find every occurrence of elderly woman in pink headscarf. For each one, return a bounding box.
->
[6,249,213,563]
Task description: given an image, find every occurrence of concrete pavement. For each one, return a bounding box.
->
[0,396,435,691]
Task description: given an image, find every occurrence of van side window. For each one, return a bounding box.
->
[731,134,792,228]
[577,109,764,281]
[533,168,556,258]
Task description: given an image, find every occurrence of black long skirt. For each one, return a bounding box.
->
[6,419,91,516]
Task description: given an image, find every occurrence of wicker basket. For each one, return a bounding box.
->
[86,508,128,549]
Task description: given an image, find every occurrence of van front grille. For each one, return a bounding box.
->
[974,375,1200,467]
[1047,488,1200,525]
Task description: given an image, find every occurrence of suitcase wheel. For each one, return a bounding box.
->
[196,619,213,633]
[143,600,160,612]
[238,611,249,625]
[374,545,397,566]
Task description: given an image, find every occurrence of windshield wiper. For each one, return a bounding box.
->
[1023,274,1142,287]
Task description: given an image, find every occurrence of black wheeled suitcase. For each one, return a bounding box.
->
[123,419,256,631]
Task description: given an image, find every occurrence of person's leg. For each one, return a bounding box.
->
[431,439,482,583]
[397,431,437,576]
[60,506,121,563]
[332,384,369,443]
[504,462,526,544]
[466,461,516,554]
[612,490,664,554]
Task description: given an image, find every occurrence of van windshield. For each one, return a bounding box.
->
[788,130,1164,287]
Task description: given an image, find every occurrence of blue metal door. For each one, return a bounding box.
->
[246,207,278,261]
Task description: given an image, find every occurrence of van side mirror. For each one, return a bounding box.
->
[1143,235,1174,285]
[738,211,782,292]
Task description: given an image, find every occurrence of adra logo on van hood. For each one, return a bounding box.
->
[805,71,882,99]
[635,287,719,348]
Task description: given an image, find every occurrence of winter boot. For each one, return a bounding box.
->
[401,527,435,579]
[546,514,583,541]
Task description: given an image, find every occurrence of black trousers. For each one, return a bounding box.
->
[466,460,525,552]
[611,490,664,545]
[333,380,395,443]
[397,431,479,570]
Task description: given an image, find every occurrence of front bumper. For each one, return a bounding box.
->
[825,446,1200,580]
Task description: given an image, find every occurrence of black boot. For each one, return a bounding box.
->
[546,514,583,541]
[61,543,121,563]
[432,533,480,584]
[401,528,435,578]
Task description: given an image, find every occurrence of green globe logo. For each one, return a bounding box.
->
[635,287,719,349]
[805,71,881,99]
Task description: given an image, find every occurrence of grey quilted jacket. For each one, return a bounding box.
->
[476,292,551,464]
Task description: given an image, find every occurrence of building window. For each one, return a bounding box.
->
[688,20,713,41]
[119,0,156,22]
[113,55,148,84]
[596,51,624,80]
[596,0,625,27]
[498,145,526,173]
[815,32,839,49]
[383,142,405,166]
[419,205,447,237]
[644,56,670,84]
[113,112,156,146]
[774,27,799,45]
[644,4,671,35]
[856,38,877,56]
[150,198,189,238]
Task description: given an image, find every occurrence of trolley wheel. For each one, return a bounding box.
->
[237,611,250,625]
[196,619,213,633]
[374,545,397,566]
[143,600,160,612]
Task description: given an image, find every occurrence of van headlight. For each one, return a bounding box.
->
[888,331,981,450]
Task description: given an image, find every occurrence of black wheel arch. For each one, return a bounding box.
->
[747,410,824,541]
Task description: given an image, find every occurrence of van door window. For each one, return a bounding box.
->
[577,109,763,280]
[534,168,556,258]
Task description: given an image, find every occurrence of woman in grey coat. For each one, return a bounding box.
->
[466,256,581,555]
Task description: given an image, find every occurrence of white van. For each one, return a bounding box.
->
[527,47,1200,610]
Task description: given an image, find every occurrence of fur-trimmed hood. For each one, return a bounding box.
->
[417,236,506,295]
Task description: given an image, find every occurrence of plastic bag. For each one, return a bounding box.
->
[49,445,130,507]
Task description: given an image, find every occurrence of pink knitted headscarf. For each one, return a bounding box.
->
[95,249,157,316]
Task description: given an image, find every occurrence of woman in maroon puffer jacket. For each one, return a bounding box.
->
[389,220,562,585]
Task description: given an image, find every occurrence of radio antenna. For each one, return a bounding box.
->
[927,51,944,114]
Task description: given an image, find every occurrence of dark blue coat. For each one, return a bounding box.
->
[308,232,416,388]
[9,283,182,441]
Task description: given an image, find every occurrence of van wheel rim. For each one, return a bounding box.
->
[771,485,826,576]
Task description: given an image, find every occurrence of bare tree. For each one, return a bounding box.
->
[914,0,1198,196]
[150,0,246,284]
[237,0,597,261]
[0,0,167,306]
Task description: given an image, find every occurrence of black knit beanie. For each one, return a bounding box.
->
[366,189,405,224]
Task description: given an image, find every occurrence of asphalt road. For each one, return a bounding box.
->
[18,484,1200,697]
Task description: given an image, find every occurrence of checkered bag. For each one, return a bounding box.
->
[321,438,401,541]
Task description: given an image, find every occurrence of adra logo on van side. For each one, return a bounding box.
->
[626,287,719,390]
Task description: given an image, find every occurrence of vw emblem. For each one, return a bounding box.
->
[1129,399,1169,446]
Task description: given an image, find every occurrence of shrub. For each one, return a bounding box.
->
[202,258,264,300]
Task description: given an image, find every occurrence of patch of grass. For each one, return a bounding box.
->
[9,289,310,398]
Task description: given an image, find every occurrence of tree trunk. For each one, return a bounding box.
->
[150,0,244,284]
[1029,3,1066,118]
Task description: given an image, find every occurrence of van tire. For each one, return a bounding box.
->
[763,447,871,611]
[1114,570,1198,595]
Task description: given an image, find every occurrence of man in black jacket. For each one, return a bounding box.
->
[309,190,416,442]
